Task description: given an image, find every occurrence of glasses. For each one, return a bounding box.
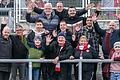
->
[16,29,23,31]
[109,25,115,26]
[114,46,120,48]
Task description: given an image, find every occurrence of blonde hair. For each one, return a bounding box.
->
[79,35,88,41]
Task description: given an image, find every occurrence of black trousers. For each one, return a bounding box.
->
[10,63,26,80]
[0,71,10,80]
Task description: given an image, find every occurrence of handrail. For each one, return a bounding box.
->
[0,59,119,80]
[0,59,118,63]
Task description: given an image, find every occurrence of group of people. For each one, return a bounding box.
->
[0,1,120,80]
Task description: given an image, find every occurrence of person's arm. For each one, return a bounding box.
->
[119,19,120,34]
[76,8,88,16]
[26,31,35,47]
[33,7,43,14]
[26,13,39,23]
[93,21,106,37]
[105,32,111,54]
[95,10,101,17]
[95,3,101,17]
[1,24,7,34]
[59,44,74,60]
[89,47,99,59]
[76,3,95,16]
[0,17,7,34]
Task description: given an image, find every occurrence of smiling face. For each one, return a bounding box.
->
[34,38,41,46]
[56,2,64,12]
[57,36,66,45]
[114,46,120,53]
[44,3,52,15]
[2,26,10,39]
[35,21,44,32]
[108,21,117,30]
[68,7,76,17]
[60,21,67,32]
[16,26,24,36]
[79,36,88,46]
[86,17,93,27]
[114,42,120,53]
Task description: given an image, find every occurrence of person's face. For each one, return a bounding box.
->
[2,27,10,39]
[86,17,93,27]
[44,4,52,15]
[35,22,44,31]
[57,36,66,44]
[34,39,41,46]
[114,46,120,53]
[68,8,76,17]
[108,21,117,30]
[60,21,67,32]
[79,37,88,46]
[75,24,80,31]
[56,2,64,12]
[16,27,24,36]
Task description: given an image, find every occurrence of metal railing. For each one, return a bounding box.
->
[0,59,119,80]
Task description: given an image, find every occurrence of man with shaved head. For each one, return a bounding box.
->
[26,2,59,33]
[0,25,12,80]
[93,15,120,59]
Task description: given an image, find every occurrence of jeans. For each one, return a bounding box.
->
[110,72,120,80]
[32,68,41,80]
[10,63,26,80]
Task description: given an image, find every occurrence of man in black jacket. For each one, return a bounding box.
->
[0,26,12,80]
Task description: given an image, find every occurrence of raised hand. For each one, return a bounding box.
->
[1,17,8,24]
[96,3,101,11]
[27,0,37,13]
[45,35,53,45]
[72,34,76,41]
[85,3,95,10]
[92,13,98,22]
[27,1,33,13]
[52,30,57,37]
[115,13,120,20]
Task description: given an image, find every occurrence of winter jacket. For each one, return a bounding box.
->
[74,45,99,72]
[26,11,59,32]
[10,35,28,59]
[45,41,73,80]
[45,41,73,60]
[0,35,12,72]
[28,46,44,68]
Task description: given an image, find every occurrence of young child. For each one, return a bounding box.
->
[73,35,98,80]
[105,32,120,80]
[28,36,44,80]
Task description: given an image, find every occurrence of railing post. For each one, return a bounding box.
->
[29,62,32,80]
[78,61,82,80]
